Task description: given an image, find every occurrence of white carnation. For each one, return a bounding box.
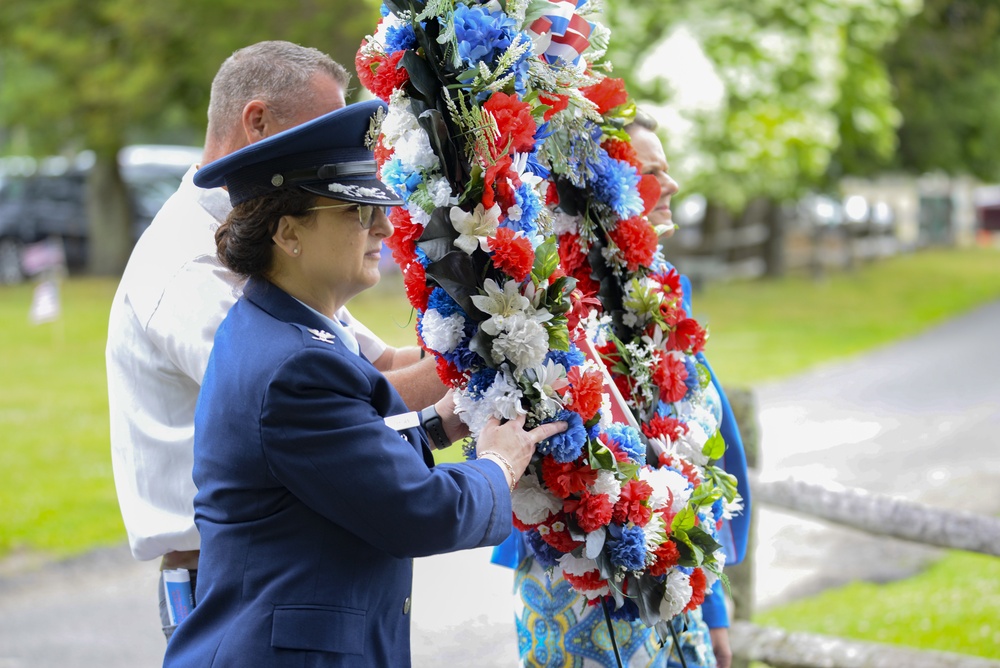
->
[491,314,549,372]
[427,176,456,207]
[481,370,526,422]
[381,97,421,146]
[512,475,561,525]
[591,470,621,504]
[420,309,466,354]
[552,211,582,236]
[640,466,692,513]
[658,569,692,620]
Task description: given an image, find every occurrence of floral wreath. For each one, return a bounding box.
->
[357,0,741,633]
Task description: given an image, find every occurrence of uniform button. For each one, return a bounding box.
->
[403,597,411,615]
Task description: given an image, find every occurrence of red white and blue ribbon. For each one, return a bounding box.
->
[527,0,594,65]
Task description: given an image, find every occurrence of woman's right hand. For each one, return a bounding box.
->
[476,413,567,491]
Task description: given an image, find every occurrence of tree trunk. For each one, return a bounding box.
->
[762,197,786,278]
[85,151,132,276]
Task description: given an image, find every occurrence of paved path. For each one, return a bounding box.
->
[2,301,998,667]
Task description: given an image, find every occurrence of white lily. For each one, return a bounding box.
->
[450,203,501,254]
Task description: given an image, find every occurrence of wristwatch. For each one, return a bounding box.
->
[419,405,452,450]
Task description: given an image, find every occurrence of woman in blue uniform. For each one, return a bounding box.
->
[163,100,566,668]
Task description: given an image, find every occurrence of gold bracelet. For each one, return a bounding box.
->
[478,450,516,493]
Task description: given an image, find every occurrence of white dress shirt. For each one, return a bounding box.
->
[107,166,387,561]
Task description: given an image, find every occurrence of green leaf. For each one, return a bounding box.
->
[702,429,726,461]
[532,237,560,282]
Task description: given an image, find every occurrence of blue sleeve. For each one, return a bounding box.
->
[700,579,729,628]
[491,529,526,569]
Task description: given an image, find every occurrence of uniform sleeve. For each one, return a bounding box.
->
[260,347,510,559]
[143,256,241,384]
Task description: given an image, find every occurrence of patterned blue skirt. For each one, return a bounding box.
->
[514,556,717,668]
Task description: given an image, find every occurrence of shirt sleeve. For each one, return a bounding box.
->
[143,256,241,384]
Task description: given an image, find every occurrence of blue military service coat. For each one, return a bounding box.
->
[164,278,511,667]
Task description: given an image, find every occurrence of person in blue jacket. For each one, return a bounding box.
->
[162,100,566,668]
[492,113,751,668]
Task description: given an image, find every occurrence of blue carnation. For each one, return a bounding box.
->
[380,158,423,200]
[602,424,644,463]
[427,287,462,317]
[451,4,518,67]
[589,151,644,220]
[545,345,585,370]
[537,410,586,463]
[442,339,479,372]
[608,524,647,571]
[525,530,562,569]
[684,357,700,392]
[414,246,431,268]
[379,3,390,17]
[467,367,498,398]
[385,23,418,53]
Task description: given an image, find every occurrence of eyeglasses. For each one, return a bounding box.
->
[305,203,385,230]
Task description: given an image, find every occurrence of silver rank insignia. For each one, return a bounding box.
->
[308,328,336,344]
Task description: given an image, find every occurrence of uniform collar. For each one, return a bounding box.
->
[243,277,351,351]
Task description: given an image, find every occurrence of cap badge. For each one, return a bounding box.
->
[308,328,336,344]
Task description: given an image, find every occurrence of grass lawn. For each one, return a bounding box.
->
[1,246,998,655]
[754,550,1000,659]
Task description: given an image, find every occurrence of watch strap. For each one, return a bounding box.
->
[419,405,451,450]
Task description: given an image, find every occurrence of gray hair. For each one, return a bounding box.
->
[206,41,351,143]
[626,108,659,133]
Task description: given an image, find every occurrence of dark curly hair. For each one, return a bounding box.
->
[215,188,318,278]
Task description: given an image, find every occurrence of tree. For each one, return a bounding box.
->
[601,0,918,276]
[604,0,918,210]
[0,0,380,275]
[884,0,1000,181]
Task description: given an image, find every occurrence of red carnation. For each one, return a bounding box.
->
[355,40,379,93]
[385,207,422,268]
[642,415,689,443]
[637,174,661,217]
[370,50,409,102]
[545,181,560,206]
[563,569,608,593]
[565,366,604,422]
[539,514,583,553]
[539,91,570,122]
[670,318,707,355]
[374,136,394,171]
[403,262,431,311]
[652,351,689,403]
[541,456,597,499]
[580,77,628,115]
[484,91,537,156]
[648,539,681,577]
[567,491,614,533]
[481,154,515,210]
[602,138,640,169]
[487,227,534,282]
[684,568,708,612]
[435,356,466,389]
[607,216,658,272]
[612,479,654,526]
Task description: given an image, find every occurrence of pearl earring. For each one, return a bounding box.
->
[293,248,299,255]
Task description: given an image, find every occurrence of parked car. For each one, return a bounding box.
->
[0,145,201,283]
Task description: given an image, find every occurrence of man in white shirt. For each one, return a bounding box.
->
[106,41,450,640]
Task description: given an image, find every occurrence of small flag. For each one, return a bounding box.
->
[29,280,61,325]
